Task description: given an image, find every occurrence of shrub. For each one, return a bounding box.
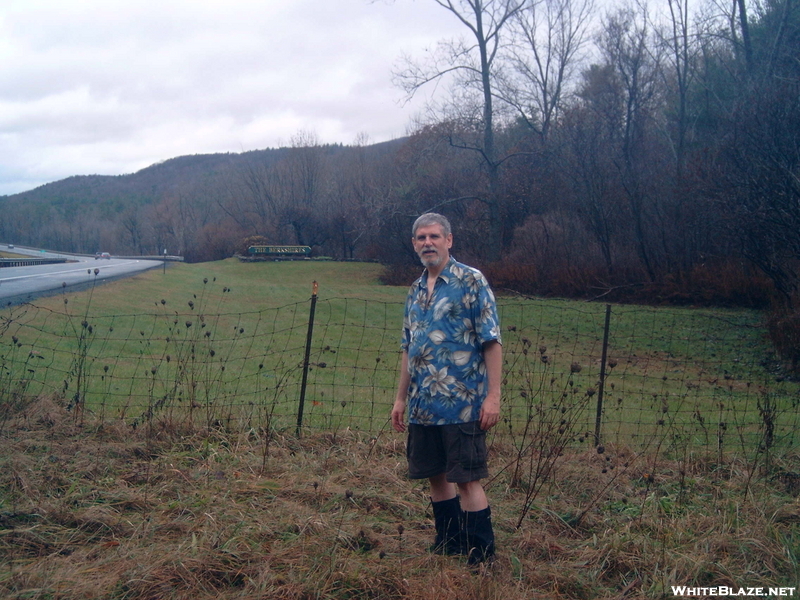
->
[768,306,800,372]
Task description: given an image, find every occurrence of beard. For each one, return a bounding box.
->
[419,250,443,268]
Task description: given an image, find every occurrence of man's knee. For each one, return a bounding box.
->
[456,480,488,511]
[456,480,483,494]
[430,473,457,501]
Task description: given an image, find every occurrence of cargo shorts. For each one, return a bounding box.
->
[406,421,489,483]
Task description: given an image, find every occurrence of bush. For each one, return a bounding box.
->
[378,263,423,287]
[236,235,271,257]
[768,306,800,372]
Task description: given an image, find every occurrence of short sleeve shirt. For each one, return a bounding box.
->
[401,257,502,425]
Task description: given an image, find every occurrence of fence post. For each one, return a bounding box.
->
[296,281,318,437]
[595,304,612,446]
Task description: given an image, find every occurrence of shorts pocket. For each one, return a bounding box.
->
[457,422,487,469]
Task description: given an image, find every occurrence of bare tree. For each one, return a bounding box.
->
[650,0,699,174]
[326,133,390,259]
[500,0,595,140]
[280,130,329,247]
[174,185,219,258]
[701,0,754,76]
[119,206,146,254]
[597,4,665,281]
[288,130,324,208]
[735,0,755,73]
[393,0,525,261]
[235,157,281,233]
[561,89,622,276]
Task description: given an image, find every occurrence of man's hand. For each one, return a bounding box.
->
[392,351,410,433]
[479,391,500,431]
[391,398,407,433]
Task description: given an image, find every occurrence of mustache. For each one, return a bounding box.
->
[419,251,444,266]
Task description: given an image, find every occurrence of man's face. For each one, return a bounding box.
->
[412,223,453,269]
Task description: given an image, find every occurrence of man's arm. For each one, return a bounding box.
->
[479,340,502,431]
[391,350,410,433]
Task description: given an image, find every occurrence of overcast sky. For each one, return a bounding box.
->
[0,0,471,196]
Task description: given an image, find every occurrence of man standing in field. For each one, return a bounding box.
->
[391,212,503,566]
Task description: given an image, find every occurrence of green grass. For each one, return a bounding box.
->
[1,260,405,425]
[1,259,798,460]
[0,402,797,600]
[95,258,404,309]
[1,261,799,598]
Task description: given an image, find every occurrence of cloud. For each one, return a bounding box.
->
[0,0,465,195]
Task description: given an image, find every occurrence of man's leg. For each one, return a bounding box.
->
[457,479,487,511]
[457,480,495,565]
[408,426,463,555]
[429,472,456,502]
[429,473,464,555]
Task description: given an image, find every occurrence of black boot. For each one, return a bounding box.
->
[463,506,495,565]
[430,496,465,556]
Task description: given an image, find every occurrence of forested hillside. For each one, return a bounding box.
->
[1,0,798,312]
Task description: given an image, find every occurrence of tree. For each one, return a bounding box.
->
[280,130,329,248]
[702,0,800,300]
[231,154,282,234]
[393,0,525,261]
[324,134,391,259]
[500,0,595,141]
[119,206,147,255]
[560,80,623,276]
[596,5,665,281]
[652,0,699,175]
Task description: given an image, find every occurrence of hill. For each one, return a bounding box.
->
[0,140,403,213]
[0,139,407,262]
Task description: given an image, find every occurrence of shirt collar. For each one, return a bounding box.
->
[416,256,456,288]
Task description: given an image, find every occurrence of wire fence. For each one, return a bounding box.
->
[1,290,798,463]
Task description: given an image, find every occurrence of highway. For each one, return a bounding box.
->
[1,244,166,306]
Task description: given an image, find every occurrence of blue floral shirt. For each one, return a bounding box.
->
[401,257,502,425]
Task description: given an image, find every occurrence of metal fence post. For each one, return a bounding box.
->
[296,281,318,437]
[595,304,612,446]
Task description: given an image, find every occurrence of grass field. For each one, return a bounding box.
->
[1,260,799,598]
[0,398,798,599]
[7,259,384,421]
[1,260,796,454]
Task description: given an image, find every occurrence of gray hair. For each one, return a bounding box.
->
[412,212,452,237]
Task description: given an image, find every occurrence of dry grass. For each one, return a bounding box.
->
[1,397,798,600]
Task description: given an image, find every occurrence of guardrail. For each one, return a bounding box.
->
[112,255,184,261]
[0,258,71,268]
